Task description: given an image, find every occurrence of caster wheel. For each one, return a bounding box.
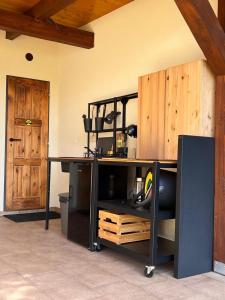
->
[96,244,103,252]
[92,243,103,252]
[144,266,155,278]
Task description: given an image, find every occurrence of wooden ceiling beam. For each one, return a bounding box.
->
[218,0,225,32]
[174,0,225,75]
[6,0,76,40]
[0,8,94,48]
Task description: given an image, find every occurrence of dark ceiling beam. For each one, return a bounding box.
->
[0,8,94,48]
[218,0,225,32]
[174,0,225,75]
[6,0,76,40]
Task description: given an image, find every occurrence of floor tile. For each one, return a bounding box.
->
[77,266,120,288]
[0,217,224,300]
[94,281,144,297]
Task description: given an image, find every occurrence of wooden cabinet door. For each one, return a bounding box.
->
[164,60,214,160]
[5,76,49,211]
[164,61,202,160]
[137,71,166,159]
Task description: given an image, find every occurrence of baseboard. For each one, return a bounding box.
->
[214,261,225,276]
[0,206,60,216]
[51,206,60,213]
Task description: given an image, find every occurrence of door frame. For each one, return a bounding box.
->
[4,75,50,211]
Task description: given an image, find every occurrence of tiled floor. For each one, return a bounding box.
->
[0,217,224,300]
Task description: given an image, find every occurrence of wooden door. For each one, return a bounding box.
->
[137,70,166,159]
[5,76,49,211]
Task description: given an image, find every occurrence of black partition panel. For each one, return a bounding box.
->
[174,135,214,278]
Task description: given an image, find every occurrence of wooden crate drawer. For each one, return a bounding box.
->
[98,210,150,245]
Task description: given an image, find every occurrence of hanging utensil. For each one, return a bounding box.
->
[95,104,106,132]
[82,114,92,132]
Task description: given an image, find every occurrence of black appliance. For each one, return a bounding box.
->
[129,169,176,210]
[67,163,91,247]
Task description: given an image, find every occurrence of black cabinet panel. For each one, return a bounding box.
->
[67,163,91,247]
[175,135,214,278]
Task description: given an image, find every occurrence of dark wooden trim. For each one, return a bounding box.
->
[218,0,225,32]
[6,0,76,40]
[174,0,225,75]
[0,8,94,48]
[214,76,225,263]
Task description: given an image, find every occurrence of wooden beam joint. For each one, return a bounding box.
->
[0,8,94,48]
[6,0,77,40]
[175,0,225,75]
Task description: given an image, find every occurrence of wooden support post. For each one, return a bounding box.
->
[174,0,225,274]
[214,76,225,266]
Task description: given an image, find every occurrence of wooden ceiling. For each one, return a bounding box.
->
[0,0,40,13]
[52,0,133,28]
[0,0,133,48]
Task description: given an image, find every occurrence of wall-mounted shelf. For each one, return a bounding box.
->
[86,92,138,157]
[90,127,127,134]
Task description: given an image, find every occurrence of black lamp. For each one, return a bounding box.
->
[126,124,137,138]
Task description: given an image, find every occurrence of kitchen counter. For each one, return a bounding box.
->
[48,157,94,162]
[45,156,177,231]
[48,156,176,164]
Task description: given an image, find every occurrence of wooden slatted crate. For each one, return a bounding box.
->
[98,210,150,245]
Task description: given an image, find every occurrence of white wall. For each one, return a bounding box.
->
[0,31,61,210]
[56,0,217,157]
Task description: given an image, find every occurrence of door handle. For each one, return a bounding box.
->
[9,138,22,142]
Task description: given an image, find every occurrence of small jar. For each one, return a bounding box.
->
[136,177,143,201]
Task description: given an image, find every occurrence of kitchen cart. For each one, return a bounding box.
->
[90,135,214,278]
[90,158,177,278]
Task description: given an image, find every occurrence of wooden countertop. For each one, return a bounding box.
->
[48,157,94,162]
[48,157,177,166]
[98,158,177,164]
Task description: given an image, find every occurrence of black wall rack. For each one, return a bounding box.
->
[86,92,138,157]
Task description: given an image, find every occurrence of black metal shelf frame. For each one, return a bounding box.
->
[90,160,177,276]
[97,199,175,220]
[96,238,175,265]
[87,92,138,157]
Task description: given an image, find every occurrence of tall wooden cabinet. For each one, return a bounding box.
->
[137,60,215,160]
